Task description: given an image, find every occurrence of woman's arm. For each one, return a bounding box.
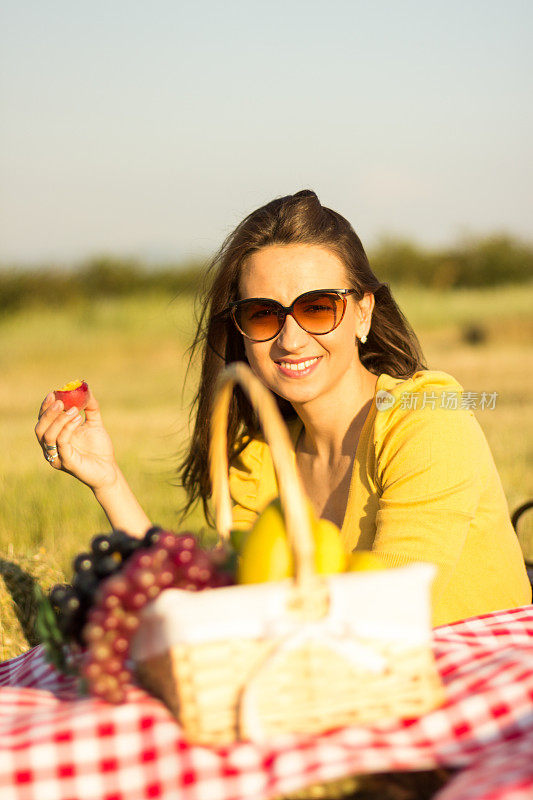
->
[372,398,479,570]
[35,389,152,537]
[229,436,278,530]
[370,373,530,624]
[93,469,151,537]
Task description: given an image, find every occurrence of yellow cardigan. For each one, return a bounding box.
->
[229,370,531,627]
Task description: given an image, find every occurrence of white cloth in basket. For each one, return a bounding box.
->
[131,563,436,662]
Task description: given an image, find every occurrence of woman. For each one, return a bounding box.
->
[35,190,531,626]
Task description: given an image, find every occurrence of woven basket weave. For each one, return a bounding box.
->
[134,362,444,745]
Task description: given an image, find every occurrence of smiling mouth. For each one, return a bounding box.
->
[275,357,320,376]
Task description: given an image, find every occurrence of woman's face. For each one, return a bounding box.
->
[238,244,372,409]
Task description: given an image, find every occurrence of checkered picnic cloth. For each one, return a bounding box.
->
[1,605,532,800]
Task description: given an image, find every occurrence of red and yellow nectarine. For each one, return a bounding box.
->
[54,380,89,411]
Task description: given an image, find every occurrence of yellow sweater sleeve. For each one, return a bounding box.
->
[373,371,477,573]
[228,436,278,531]
[370,370,531,620]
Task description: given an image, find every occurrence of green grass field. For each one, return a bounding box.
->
[1,283,533,658]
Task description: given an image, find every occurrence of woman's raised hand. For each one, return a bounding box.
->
[35,387,119,493]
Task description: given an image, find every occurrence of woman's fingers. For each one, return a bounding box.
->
[35,398,63,443]
[83,387,104,424]
[36,394,61,430]
[37,406,80,467]
[42,406,79,446]
[44,412,84,470]
[53,411,84,468]
[38,392,55,420]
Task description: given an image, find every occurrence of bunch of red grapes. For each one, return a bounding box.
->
[48,528,235,703]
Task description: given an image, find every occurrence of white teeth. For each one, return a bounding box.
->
[278,358,318,372]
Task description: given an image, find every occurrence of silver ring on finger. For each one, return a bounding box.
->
[45,443,58,453]
[45,452,59,463]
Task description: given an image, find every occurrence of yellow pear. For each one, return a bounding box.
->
[312,517,346,574]
[346,550,386,571]
[237,498,346,583]
[237,499,293,584]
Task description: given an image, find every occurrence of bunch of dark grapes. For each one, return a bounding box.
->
[50,529,235,704]
[48,529,147,645]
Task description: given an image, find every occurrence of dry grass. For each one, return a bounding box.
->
[1,284,532,658]
[0,548,65,661]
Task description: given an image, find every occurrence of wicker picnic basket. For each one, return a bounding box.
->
[133,362,444,746]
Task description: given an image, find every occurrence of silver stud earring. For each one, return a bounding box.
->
[359,333,368,344]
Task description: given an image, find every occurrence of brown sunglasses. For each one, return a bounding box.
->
[219,288,357,343]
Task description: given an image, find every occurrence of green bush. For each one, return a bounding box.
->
[0,256,205,315]
[371,234,533,289]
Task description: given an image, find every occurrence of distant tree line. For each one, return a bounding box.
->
[370,234,533,290]
[0,258,204,315]
[1,234,532,315]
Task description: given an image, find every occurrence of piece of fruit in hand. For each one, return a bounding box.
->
[54,380,89,411]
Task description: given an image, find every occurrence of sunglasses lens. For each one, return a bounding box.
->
[234,300,282,341]
[293,292,343,334]
[233,291,347,341]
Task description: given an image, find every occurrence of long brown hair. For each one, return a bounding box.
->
[178,189,426,522]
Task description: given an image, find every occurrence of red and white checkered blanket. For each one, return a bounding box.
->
[1,605,533,800]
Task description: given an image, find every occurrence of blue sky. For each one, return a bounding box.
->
[1,0,532,264]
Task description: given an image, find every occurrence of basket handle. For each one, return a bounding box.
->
[209,362,316,590]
